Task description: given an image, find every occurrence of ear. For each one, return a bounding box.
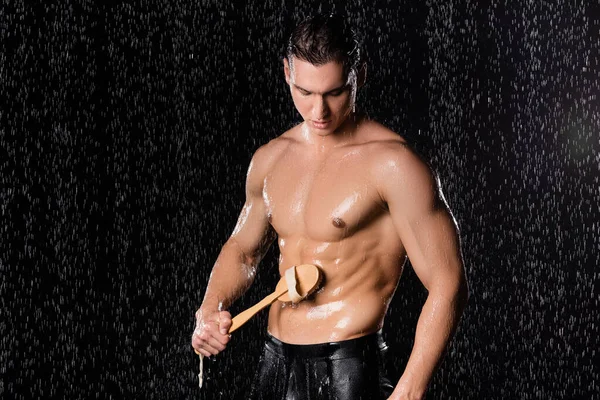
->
[357,62,367,88]
[283,58,291,85]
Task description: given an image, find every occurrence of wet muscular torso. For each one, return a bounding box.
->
[263,122,407,343]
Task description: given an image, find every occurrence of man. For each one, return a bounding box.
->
[192,14,468,400]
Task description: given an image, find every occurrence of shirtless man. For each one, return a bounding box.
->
[191,14,468,400]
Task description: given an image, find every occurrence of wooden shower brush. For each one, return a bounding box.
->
[194,264,322,353]
[195,264,322,387]
[228,263,322,332]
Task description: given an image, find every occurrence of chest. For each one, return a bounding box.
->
[263,149,384,241]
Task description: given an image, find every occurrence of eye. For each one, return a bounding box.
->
[299,89,311,96]
[327,88,347,97]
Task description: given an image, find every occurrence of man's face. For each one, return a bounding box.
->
[284,57,356,136]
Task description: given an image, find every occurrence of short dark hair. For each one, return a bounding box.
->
[286,14,362,75]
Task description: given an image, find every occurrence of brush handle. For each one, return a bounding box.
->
[229,286,288,333]
[193,265,321,355]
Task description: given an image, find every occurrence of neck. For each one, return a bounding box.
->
[303,112,364,150]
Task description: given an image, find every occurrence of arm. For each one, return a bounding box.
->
[378,146,469,400]
[192,145,276,356]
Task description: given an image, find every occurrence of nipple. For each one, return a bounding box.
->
[332,217,346,228]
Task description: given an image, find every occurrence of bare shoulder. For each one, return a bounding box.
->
[360,121,439,203]
[247,126,299,183]
[358,119,408,146]
[359,121,430,176]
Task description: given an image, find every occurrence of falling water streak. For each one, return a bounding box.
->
[1,2,596,399]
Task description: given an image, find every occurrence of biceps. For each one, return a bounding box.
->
[398,208,463,291]
[229,198,275,263]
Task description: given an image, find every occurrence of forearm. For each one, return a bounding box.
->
[393,286,467,399]
[200,238,259,314]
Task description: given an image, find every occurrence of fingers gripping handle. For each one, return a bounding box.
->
[194,286,288,388]
[195,265,315,389]
[193,286,288,357]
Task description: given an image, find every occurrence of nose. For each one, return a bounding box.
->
[312,95,329,120]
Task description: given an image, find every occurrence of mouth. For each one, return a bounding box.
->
[311,120,331,129]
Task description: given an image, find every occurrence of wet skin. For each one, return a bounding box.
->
[193,58,468,398]
[264,121,407,343]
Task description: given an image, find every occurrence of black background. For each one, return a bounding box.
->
[1,1,599,399]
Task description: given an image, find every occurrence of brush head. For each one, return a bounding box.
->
[278,264,323,303]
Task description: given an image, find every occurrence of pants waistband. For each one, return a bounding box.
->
[265,330,387,360]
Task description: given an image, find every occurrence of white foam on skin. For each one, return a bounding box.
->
[334,316,351,329]
[196,303,225,388]
[198,355,204,388]
[314,242,331,254]
[306,301,345,320]
[331,192,360,218]
[284,266,303,303]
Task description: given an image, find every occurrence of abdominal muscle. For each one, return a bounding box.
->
[267,234,405,344]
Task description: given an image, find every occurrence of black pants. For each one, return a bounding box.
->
[248,331,395,400]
